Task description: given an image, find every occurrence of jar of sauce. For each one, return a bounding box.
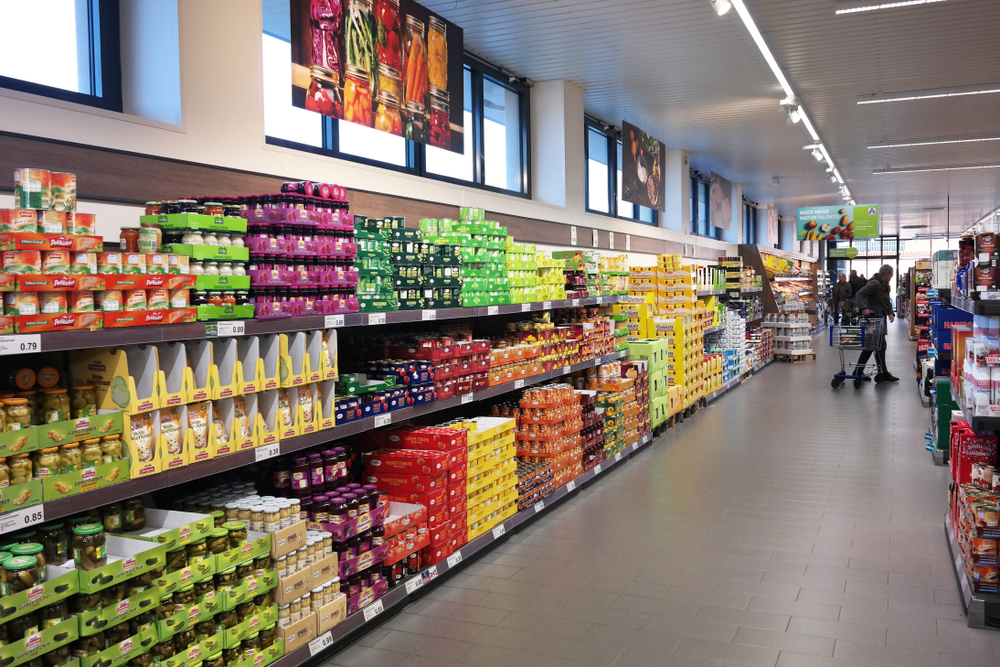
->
[208,292,224,307]
[144,202,162,216]
[203,202,224,216]
[119,228,140,253]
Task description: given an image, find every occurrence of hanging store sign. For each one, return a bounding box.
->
[828,247,859,258]
[797,205,879,241]
[290,0,465,153]
[621,121,666,212]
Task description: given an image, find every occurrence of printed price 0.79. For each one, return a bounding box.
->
[20,340,38,352]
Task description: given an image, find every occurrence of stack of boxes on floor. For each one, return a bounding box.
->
[448,416,518,542]
[420,210,511,307]
[947,418,999,591]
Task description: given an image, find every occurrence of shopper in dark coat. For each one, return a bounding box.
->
[853,265,898,382]
[832,273,852,323]
[848,270,866,297]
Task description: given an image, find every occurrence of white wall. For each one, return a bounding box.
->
[0,0,738,256]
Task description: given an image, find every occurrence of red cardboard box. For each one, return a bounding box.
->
[385,486,447,510]
[367,472,447,494]
[428,523,451,547]
[951,421,998,486]
[16,311,103,333]
[383,501,429,539]
[421,542,453,566]
[385,520,430,565]
[446,465,468,484]
[103,308,198,328]
[448,494,467,518]
[446,447,468,469]
[427,504,449,530]
[365,449,450,475]
[385,426,467,451]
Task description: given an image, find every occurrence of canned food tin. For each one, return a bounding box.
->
[123,254,146,275]
[147,289,169,311]
[145,254,167,275]
[973,563,1000,583]
[70,291,95,313]
[2,251,42,274]
[972,536,998,559]
[169,290,190,309]
[70,253,96,275]
[125,290,147,311]
[167,255,189,275]
[14,168,51,209]
[98,290,123,312]
[42,251,71,274]
[68,212,94,235]
[38,211,67,235]
[39,293,68,315]
[0,210,40,233]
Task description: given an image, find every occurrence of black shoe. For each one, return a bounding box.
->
[881,372,900,382]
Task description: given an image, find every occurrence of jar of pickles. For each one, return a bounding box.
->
[203,653,224,667]
[185,539,207,564]
[31,447,60,478]
[215,566,236,592]
[9,544,45,579]
[101,434,122,463]
[165,547,187,573]
[193,579,214,600]
[15,391,40,425]
[38,522,68,566]
[42,389,70,423]
[123,497,145,531]
[172,585,195,610]
[223,521,247,549]
[59,442,81,473]
[81,438,103,468]
[151,640,175,664]
[102,502,122,532]
[10,453,31,484]
[5,399,31,430]
[72,524,106,570]
[69,386,97,419]
[344,65,373,126]
[2,555,43,595]
[208,527,229,554]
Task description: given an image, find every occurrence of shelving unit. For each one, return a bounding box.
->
[945,512,1000,629]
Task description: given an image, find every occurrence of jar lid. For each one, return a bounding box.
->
[160,593,174,601]
[83,438,100,445]
[207,654,222,661]
[188,538,206,545]
[39,447,59,453]
[74,523,103,536]
[311,587,323,594]
[73,385,95,390]
[224,503,239,509]
[278,604,289,609]
[43,388,68,394]
[14,368,36,390]
[220,566,236,574]
[145,202,161,206]
[4,398,28,405]
[10,543,43,555]
[102,434,121,441]
[39,522,65,530]
[3,555,37,570]
[250,504,264,512]
[60,442,79,449]
[222,521,246,531]
[14,391,36,397]
[178,584,194,592]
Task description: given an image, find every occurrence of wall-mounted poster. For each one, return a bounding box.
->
[767,204,778,246]
[290,0,465,152]
[710,172,732,231]
[797,205,879,241]
[621,121,665,212]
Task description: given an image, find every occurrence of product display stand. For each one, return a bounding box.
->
[945,512,1000,629]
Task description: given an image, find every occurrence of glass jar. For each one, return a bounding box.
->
[72,524,106,570]
[123,497,145,531]
[403,15,426,107]
[376,0,401,69]
[7,610,40,641]
[427,16,447,90]
[181,231,204,245]
[277,604,290,628]
[285,549,297,574]
[230,236,245,249]
[173,628,196,652]
[165,547,187,573]
[203,202,224,216]
[235,560,253,582]
[185,539,207,564]
[37,522,68,566]
[130,610,155,636]
[218,262,233,277]
[0,457,10,487]
[214,566,236,591]
[235,600,255,623]
[344,65,373,126]
[374,89,403,136]
[5,399,30,431]
[208,527,229,554]
[305,65,344,118]
[232,264,246,277]
[221,291,236,306]
[428,88,451,149]
[211,509,225,527]
[222,649,239,667]
[58,443,81,473]
[253,590,273,610]
[72,591,102,613]
[205,262,220,276]
[404,100,427,142]
[42,389,70,424]
[144,202,162,216]
[80,438,102,468]
[203,233,219,247]
[8,544,45,578]
[101,434,122,463]
[69,386,97,419]
[72,631,106,658]
[190,262,205,276]
[138,226,160,254]
[263,506,281,533]
[31,447,60,478]
[107,621,130,644]
[172,584,196,610]
[215,609,238,629]
[311,586,324,611]
[151,641,175,664]
[258,624,276,650]
[101,502,122,533]
[274,555,288,577]
[288,598,301,623]
[15,390,40,425]
[193,619,215,641]
[240,632,260,660]
[41,600,68,629]
[223,521,247,549]
[254,554,272,576]
[127,571,152,596]
[204,654,223,667]
[120,228,140,253]
[2,555,42,594]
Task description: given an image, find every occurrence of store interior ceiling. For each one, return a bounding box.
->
[421,0,1000,239]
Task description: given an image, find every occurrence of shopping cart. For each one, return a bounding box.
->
[829,316,886,389]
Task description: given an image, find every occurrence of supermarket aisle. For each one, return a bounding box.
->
[327,320,981,667]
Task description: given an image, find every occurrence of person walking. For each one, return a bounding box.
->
[853,264,899,382]
[848,270,865,295]
[832,273,852,324]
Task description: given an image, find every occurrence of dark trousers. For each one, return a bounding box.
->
[855,332,888,373]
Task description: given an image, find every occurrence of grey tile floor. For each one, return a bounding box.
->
[326,319,992,667]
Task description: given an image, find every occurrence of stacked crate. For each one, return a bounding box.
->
[420,210,510,307]
[354,216,398,312]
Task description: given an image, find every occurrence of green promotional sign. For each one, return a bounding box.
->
[828,247,859,258]
[797,205,879,241]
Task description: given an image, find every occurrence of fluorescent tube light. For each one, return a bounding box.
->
[858,87,1000,105]
[836,0,945,14]
[874,164,1000,174]
[867,136,1000,149]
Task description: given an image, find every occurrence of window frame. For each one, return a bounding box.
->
[584,118,657,226]
[265,54,531,198]
[0,0,123,112]
[690,172,719,239]
[743,197,758,245]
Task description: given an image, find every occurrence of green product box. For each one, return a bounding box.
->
[460,207,485,221]
[76,536,168,594]
[156,592,225,641]
[0,480,42,514]
[141,213,248,233]
[214,532,271,570]
[195,275,251,291]
[396,297,427,310]
[391,252,425,266]
[223,605,277,649]
[77,586,160,636]
[118,509,214,551]
[0,412,123,458]
[426,298,461,309]
[153,558,215,597]
[390,229,422,241]
[336,374,396,396]
[0,565,78,625]
[220,570,278,611]
[358,297,398,312]
[235,639,283,667]
[425,276,462,288]
[42,458,130,503]
[357,265,392,277]
[392,276,427,288]
[162,634,223,667]
[0,616,78,667]
[196,304,256,321]
[162,244,250,262]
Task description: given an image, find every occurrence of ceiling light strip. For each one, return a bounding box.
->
[858,87,1000,105]
[836,0,945,15]
[874,164,1000,174]
[868,136,1000,149]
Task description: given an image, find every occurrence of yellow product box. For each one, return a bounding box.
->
[250,389,282,447]
[319,329,338,381]
[238,334,281,394]
[278,332,322,387]
[156,342,192,409]
[71,345,160,415]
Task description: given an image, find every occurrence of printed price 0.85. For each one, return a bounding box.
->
[21,509,43,525]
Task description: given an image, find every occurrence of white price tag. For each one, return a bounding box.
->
[492,524,506,539]
[521,303,531,312]
[632,442,638,451]
[255,443,280,462]
[594,464,602,474]
[487,306,499,316]
[981,292,1000,301]
[0,505,45,534]
[562,366,571,375]
[543,301,551,310]
[374,413,391,428]
[461,392,474,404]
[514,379,524,389]
[609,232,614,250]
[566,481,576,491]
[570,226,577,246]
[422,310,437,321]
[446,551,463,568]
[592,229,599,248]
[368,313,387,325]
[405,576,424,595]
[597,297,605,304]
[362,599,384,622]
[571,299,580,307]
[324,314,345,328]
[217,321,246,337]
[614,452,622,462]
[0,335,40,356]
[626,234,631,251]
[533,500,544,513]
[308,632,333,656]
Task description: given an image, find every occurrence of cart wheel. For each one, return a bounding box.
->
[854,379,863,389]
[831,379,842,388]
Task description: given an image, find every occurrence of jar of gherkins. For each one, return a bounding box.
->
[156,594,175,620]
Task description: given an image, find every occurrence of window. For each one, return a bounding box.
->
[584,121,656,224]
[0,0,121,111]
[690,174,718,238]
[743,199,758,244]
[262,3,528,196]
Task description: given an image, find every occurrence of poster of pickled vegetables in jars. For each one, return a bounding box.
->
[290,0,466,153]
[621,121,666,212]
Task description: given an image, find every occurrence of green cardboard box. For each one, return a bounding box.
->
[235,639,283,667]
[153,559,215,597]
[162,244,250,262]
[80,624,157,667]
[0,480,42,513]
[118,509,214,551]
[76,536,167,594]
[0,616,78,667]
[195,275,251,291]
[141,213,248,233]
[214,532,271,570]
[222,604,277,649]
[0,565,78,624]
[42,459,130,502]
[0,412,123,458]
[220,570,278,611]
[77,587,160,636]
[162,634,223,667]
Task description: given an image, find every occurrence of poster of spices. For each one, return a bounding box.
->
[290,0,465,153]
[621,121,666,212]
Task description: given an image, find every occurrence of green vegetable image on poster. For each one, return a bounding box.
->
[796,205,879,241]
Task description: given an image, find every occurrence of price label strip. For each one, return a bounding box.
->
[308,632,334,656]
[421,310,437,321]
[487,306,499,316]
[324,315,345,328]
[374,413,391,428]
[534,500,545,513]
[368,313,387,325]
[0,335,40,356]
[362,599,384,622]
[543,301,552,310]
[217,321,245,337]
[521,303,531,312]
[446,551,463,568]
[514,379,524,389]
[461,392,474,405]
[594,464,602,474]
[255,443,280,462]
[492,524,506,539]
[566,480,576,491]
[571,299,580,307]
[0,505,45,535]
[614,452,622,462]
